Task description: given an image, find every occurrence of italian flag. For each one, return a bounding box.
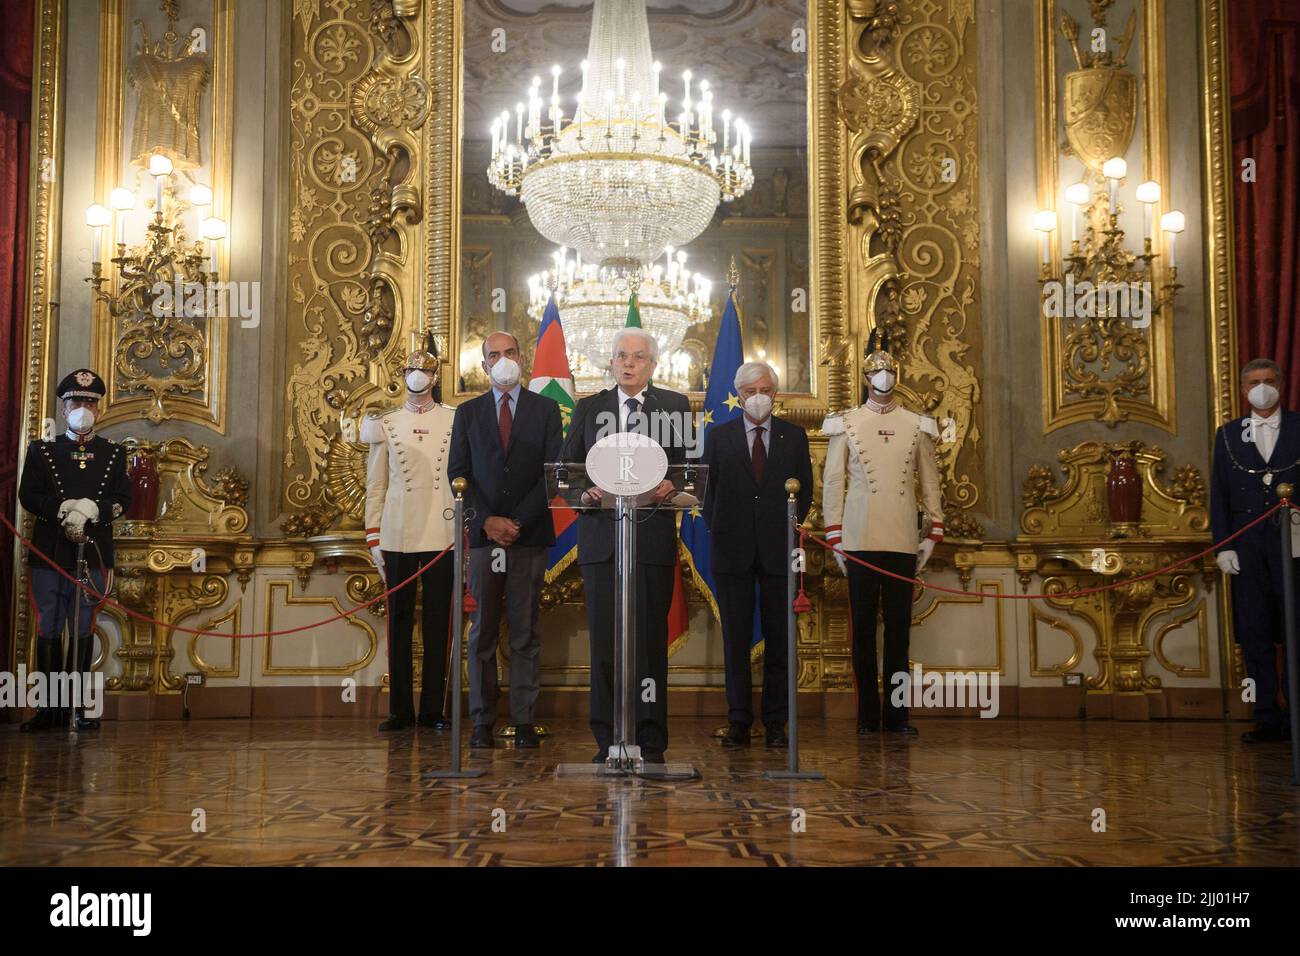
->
[531,294,578,581]
[624,293,689,651]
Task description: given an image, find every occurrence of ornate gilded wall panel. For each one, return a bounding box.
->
[839,0,986,541]
[1199,0,1242,692]
[1035,0,1176,433]
[90,0,233,433]
[281,0,430,537]
[11,0,66,670]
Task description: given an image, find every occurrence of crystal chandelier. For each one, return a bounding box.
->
[487,0,753,270]
[528,245,712,392]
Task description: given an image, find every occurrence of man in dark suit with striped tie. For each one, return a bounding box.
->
[701,360,813,748]
[449,331,562,750]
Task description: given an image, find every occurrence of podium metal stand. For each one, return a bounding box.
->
[545,458,707,781]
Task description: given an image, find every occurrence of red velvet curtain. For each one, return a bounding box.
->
[0,0,35,673]
[1229,1,1300,401]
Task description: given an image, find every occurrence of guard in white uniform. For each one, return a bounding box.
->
[822,329,944,735]
[362,333,457,732]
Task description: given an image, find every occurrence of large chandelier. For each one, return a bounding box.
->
[487,0,753,270]
[527,245,712,392]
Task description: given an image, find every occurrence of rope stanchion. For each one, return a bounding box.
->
[800,500,1291,602]
[0,511,449,639]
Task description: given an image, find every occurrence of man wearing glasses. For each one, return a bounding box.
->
[561,328,692,764]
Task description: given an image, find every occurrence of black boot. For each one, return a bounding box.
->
[19,638,62,732]
[66,632,100,731]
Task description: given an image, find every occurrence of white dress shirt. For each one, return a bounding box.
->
[617,386,648,431]
[1251,411,1280,463]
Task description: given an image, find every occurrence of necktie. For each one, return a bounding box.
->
[499,393,513,451]
[624,397,641,432]
[751,425,767,483]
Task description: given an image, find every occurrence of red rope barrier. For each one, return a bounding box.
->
[800,499,1292,601]
[0,511,451,639]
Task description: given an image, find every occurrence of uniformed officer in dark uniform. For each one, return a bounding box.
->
[17,368,131,731]
[1211,357,1298,742]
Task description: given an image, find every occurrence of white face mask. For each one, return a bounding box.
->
[869,370,896,394]
[489,355,521,389]
[67,407,95,434]
[1248,382,1280,412]
[405,370,431,393]
[743,393,773,422]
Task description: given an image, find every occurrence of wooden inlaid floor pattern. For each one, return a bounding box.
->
[1,718,1297,866]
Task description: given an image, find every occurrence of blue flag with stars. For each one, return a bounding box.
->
[680,287,762,645]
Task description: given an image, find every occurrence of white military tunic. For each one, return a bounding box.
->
[821,399,944,554]
[362,401,456,553]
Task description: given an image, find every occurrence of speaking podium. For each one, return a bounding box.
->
[546,433,707,780]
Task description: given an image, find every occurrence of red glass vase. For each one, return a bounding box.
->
[1106,449,1142,524]
[126,449,160,520]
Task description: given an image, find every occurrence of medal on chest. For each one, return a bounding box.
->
[878,428,895,443]
[1264,472,1273,486]
[71,446,94,470]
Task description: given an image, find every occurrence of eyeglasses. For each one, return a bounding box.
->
[615,351,651,365]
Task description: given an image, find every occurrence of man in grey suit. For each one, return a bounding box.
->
[448,331,563,749]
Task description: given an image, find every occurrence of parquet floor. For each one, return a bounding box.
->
[2,718,1297,866]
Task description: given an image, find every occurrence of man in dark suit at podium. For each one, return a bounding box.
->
[701,360,812,749]
[449,331,563,750]
[561,328,691,764]
[1211,357,1298,743]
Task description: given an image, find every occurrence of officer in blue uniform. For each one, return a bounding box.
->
[1211,358,1297,743]
[17,369,131,731]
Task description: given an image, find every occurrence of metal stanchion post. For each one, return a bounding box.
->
[766,479,823,781]
[67,540,86,741]
[1276,484,1300,786]
[428,478,486,780]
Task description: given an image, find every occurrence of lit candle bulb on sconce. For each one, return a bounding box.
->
[85,203,111,265]
[1135,180,1161,243]
[109,187,134,246]
[1102,157,1126,215]
[1160,210,1185,271]
[200,216,226,277]
[1064,181,1089,246]
[1032,209,1057,276]
[147,153,173,212]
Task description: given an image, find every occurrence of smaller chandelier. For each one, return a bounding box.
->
[527,246,712,391]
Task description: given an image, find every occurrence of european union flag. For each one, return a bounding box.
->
[681,286,761,645]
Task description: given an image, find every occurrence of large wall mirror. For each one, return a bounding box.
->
[456,0,814,399]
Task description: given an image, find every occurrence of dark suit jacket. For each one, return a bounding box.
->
[1211,409,1300,552]
[448,387,563,549]
[701,415,813,576]
[560,383,691,567]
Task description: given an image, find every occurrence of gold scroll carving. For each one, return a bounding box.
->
[1014,440,1215,718]
[840,0,985,541]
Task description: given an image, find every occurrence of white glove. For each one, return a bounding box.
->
[62,510,88,541]
[1216,550,1240,575]
[370,545,386,584]
[917,538,936,572]
[71,498,99,523]
[833,551,847,576]
[57,499,77,522]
